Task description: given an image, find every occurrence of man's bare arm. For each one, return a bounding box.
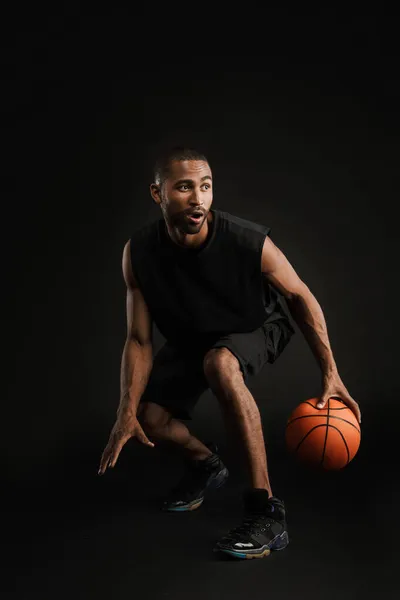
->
[261,235,338,377]
[260,235,361,422]
[118,239,154,415]
[98,241,155,475]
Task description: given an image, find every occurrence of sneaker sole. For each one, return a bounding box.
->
[163,466,229,512]
[214,531,289,559]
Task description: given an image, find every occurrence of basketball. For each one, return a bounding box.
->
[285,397,361,470]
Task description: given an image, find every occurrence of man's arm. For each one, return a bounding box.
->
[119,239,154,415]
[261,236,337,376]
[98,241,155,475]
[260,235,361,421]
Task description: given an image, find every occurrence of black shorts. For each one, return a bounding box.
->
[139,318,295,421]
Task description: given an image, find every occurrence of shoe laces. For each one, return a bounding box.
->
[225,513,276,540]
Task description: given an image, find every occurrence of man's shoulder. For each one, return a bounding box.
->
[218,210,271,238]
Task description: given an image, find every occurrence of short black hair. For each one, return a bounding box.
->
[153,146,209,187]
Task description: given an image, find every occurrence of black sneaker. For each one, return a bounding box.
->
[162,443,229,512]
[214,489,289,559]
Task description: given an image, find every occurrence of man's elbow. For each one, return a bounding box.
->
[127,333,153,350]
[285,282,312,304]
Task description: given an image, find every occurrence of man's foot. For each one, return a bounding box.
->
[162,443,229,512]
[213,489,289,559]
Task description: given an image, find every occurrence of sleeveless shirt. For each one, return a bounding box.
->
[129,209,294,347]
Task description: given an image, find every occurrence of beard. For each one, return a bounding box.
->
[166,205,207,235]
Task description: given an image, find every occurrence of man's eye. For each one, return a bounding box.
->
[179,185,190,191]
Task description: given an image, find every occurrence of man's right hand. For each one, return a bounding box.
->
[98,410,155,475]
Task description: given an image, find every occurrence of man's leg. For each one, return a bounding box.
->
[203,347,273,496]
[205,348,289,559]
[137,402,212,461]
[138,401,229,511]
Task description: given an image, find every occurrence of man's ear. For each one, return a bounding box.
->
[150,183,161,205]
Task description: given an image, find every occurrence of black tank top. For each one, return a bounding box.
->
[129,209,294,347]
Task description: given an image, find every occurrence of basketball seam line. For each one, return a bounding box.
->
[287,414,361,433]
[321,397,330,467]
[329,424,350,464]
[292,424,355,467]
[294,424,325,453]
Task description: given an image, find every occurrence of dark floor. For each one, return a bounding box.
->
[6,439,398,600]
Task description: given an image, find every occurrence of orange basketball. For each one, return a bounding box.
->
[285,397,361,470]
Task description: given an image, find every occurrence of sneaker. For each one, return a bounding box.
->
[213,489,289,559]
[162,443,229,512]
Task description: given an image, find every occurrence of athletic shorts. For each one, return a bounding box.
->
[139,318,295,421]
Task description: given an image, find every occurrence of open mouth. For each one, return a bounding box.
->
[187,213,203,223]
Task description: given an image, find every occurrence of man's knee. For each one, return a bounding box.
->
[203,347,243,388]
[138,402,172,434]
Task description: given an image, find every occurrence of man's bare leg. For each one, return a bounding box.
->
[137,402,213,462]
[203,348,273,496]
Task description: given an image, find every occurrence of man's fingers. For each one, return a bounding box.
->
[317,396,361,424]
[98,446,113,475]
[108,436,131,468]
[343,398,361,424]
[136,427,155,447]
[317,394,330,409]
[108,451,120,469]
[98,424,155,475]
[352,402,362,424]
[98,437,119,474]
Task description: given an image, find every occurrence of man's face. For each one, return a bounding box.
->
[151,160,213,234]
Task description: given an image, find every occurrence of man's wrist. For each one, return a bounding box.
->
[322,365,339,380]
[117,394,137,417]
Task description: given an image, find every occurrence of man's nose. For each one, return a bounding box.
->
[189,189,202,205]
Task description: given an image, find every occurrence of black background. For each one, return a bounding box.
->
[4,9,399,600]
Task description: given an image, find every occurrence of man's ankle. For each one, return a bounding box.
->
[189,449,213,462]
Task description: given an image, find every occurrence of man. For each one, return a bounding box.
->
[98,147,361,560]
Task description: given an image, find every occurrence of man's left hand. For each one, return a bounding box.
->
[317,373,361,424]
